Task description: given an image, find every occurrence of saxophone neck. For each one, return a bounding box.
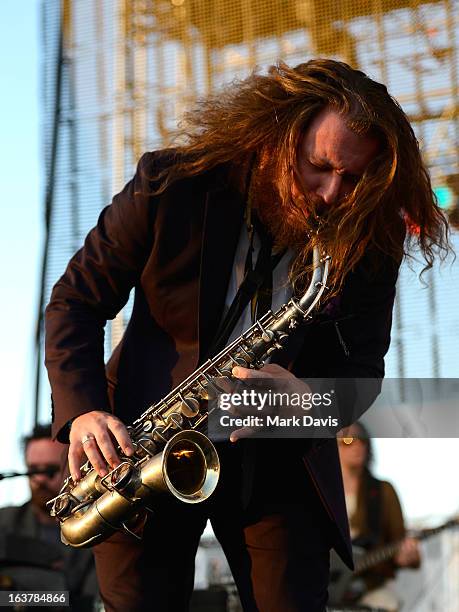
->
[297,247,331,314]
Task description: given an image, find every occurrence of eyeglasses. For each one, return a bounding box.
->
[26,464,60,477]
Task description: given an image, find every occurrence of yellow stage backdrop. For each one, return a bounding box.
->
[37,0,459,414]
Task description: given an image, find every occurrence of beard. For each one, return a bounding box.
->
[250,160,344,296]
[253,165,329,252]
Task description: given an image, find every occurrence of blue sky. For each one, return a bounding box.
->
[0,1,42,503]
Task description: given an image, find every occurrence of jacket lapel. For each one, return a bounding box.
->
[198,179,245,364]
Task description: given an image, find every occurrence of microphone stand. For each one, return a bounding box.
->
[0,467,59,481]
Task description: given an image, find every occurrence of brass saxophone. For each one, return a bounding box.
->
[48,246,330,548]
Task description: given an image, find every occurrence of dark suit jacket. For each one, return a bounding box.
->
[45,151,403,568]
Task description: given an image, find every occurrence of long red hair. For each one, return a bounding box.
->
[146,59,450,296]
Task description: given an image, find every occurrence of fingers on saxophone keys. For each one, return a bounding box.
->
[80,435,110,478]
[232,366,267,379]
[96,431,123,471]
[69,444,85,483]
[108,419,135,457]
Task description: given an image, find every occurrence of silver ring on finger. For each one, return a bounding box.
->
[81,434,96,445]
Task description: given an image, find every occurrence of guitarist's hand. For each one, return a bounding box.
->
[69,411,135,482]
[395,537,421,568]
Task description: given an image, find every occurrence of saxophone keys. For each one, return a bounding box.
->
[238,346,256,362]
[142,420,153,432]
[217,368,233,378]
[136,437,157,457]
[110,462,136,491]
[261,330,275,342]
[152,427,168,443]
[179,396,200,418]
[166,412,184,429]
[198,386,216,401]
[51,494,72,518]
[198,375,225,400]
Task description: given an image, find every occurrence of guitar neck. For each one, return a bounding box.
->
[355,519,457,574]
[355,540,401,573]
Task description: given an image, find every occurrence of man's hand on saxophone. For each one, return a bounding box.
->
[229,363,312,442]
[68,411,135,482]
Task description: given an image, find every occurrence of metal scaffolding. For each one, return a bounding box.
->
[37,0,459,420]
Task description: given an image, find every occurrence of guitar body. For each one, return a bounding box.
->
[329,546,367,605]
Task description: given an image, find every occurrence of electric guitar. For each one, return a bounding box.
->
[328,517,459,605]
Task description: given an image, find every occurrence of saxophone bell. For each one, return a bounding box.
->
[143,429,219,502]
[48,430,219,548]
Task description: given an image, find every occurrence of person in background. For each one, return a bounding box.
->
[0,424,99,611]
[337,422,420,611]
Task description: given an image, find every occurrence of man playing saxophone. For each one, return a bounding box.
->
[45,59,448,611]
